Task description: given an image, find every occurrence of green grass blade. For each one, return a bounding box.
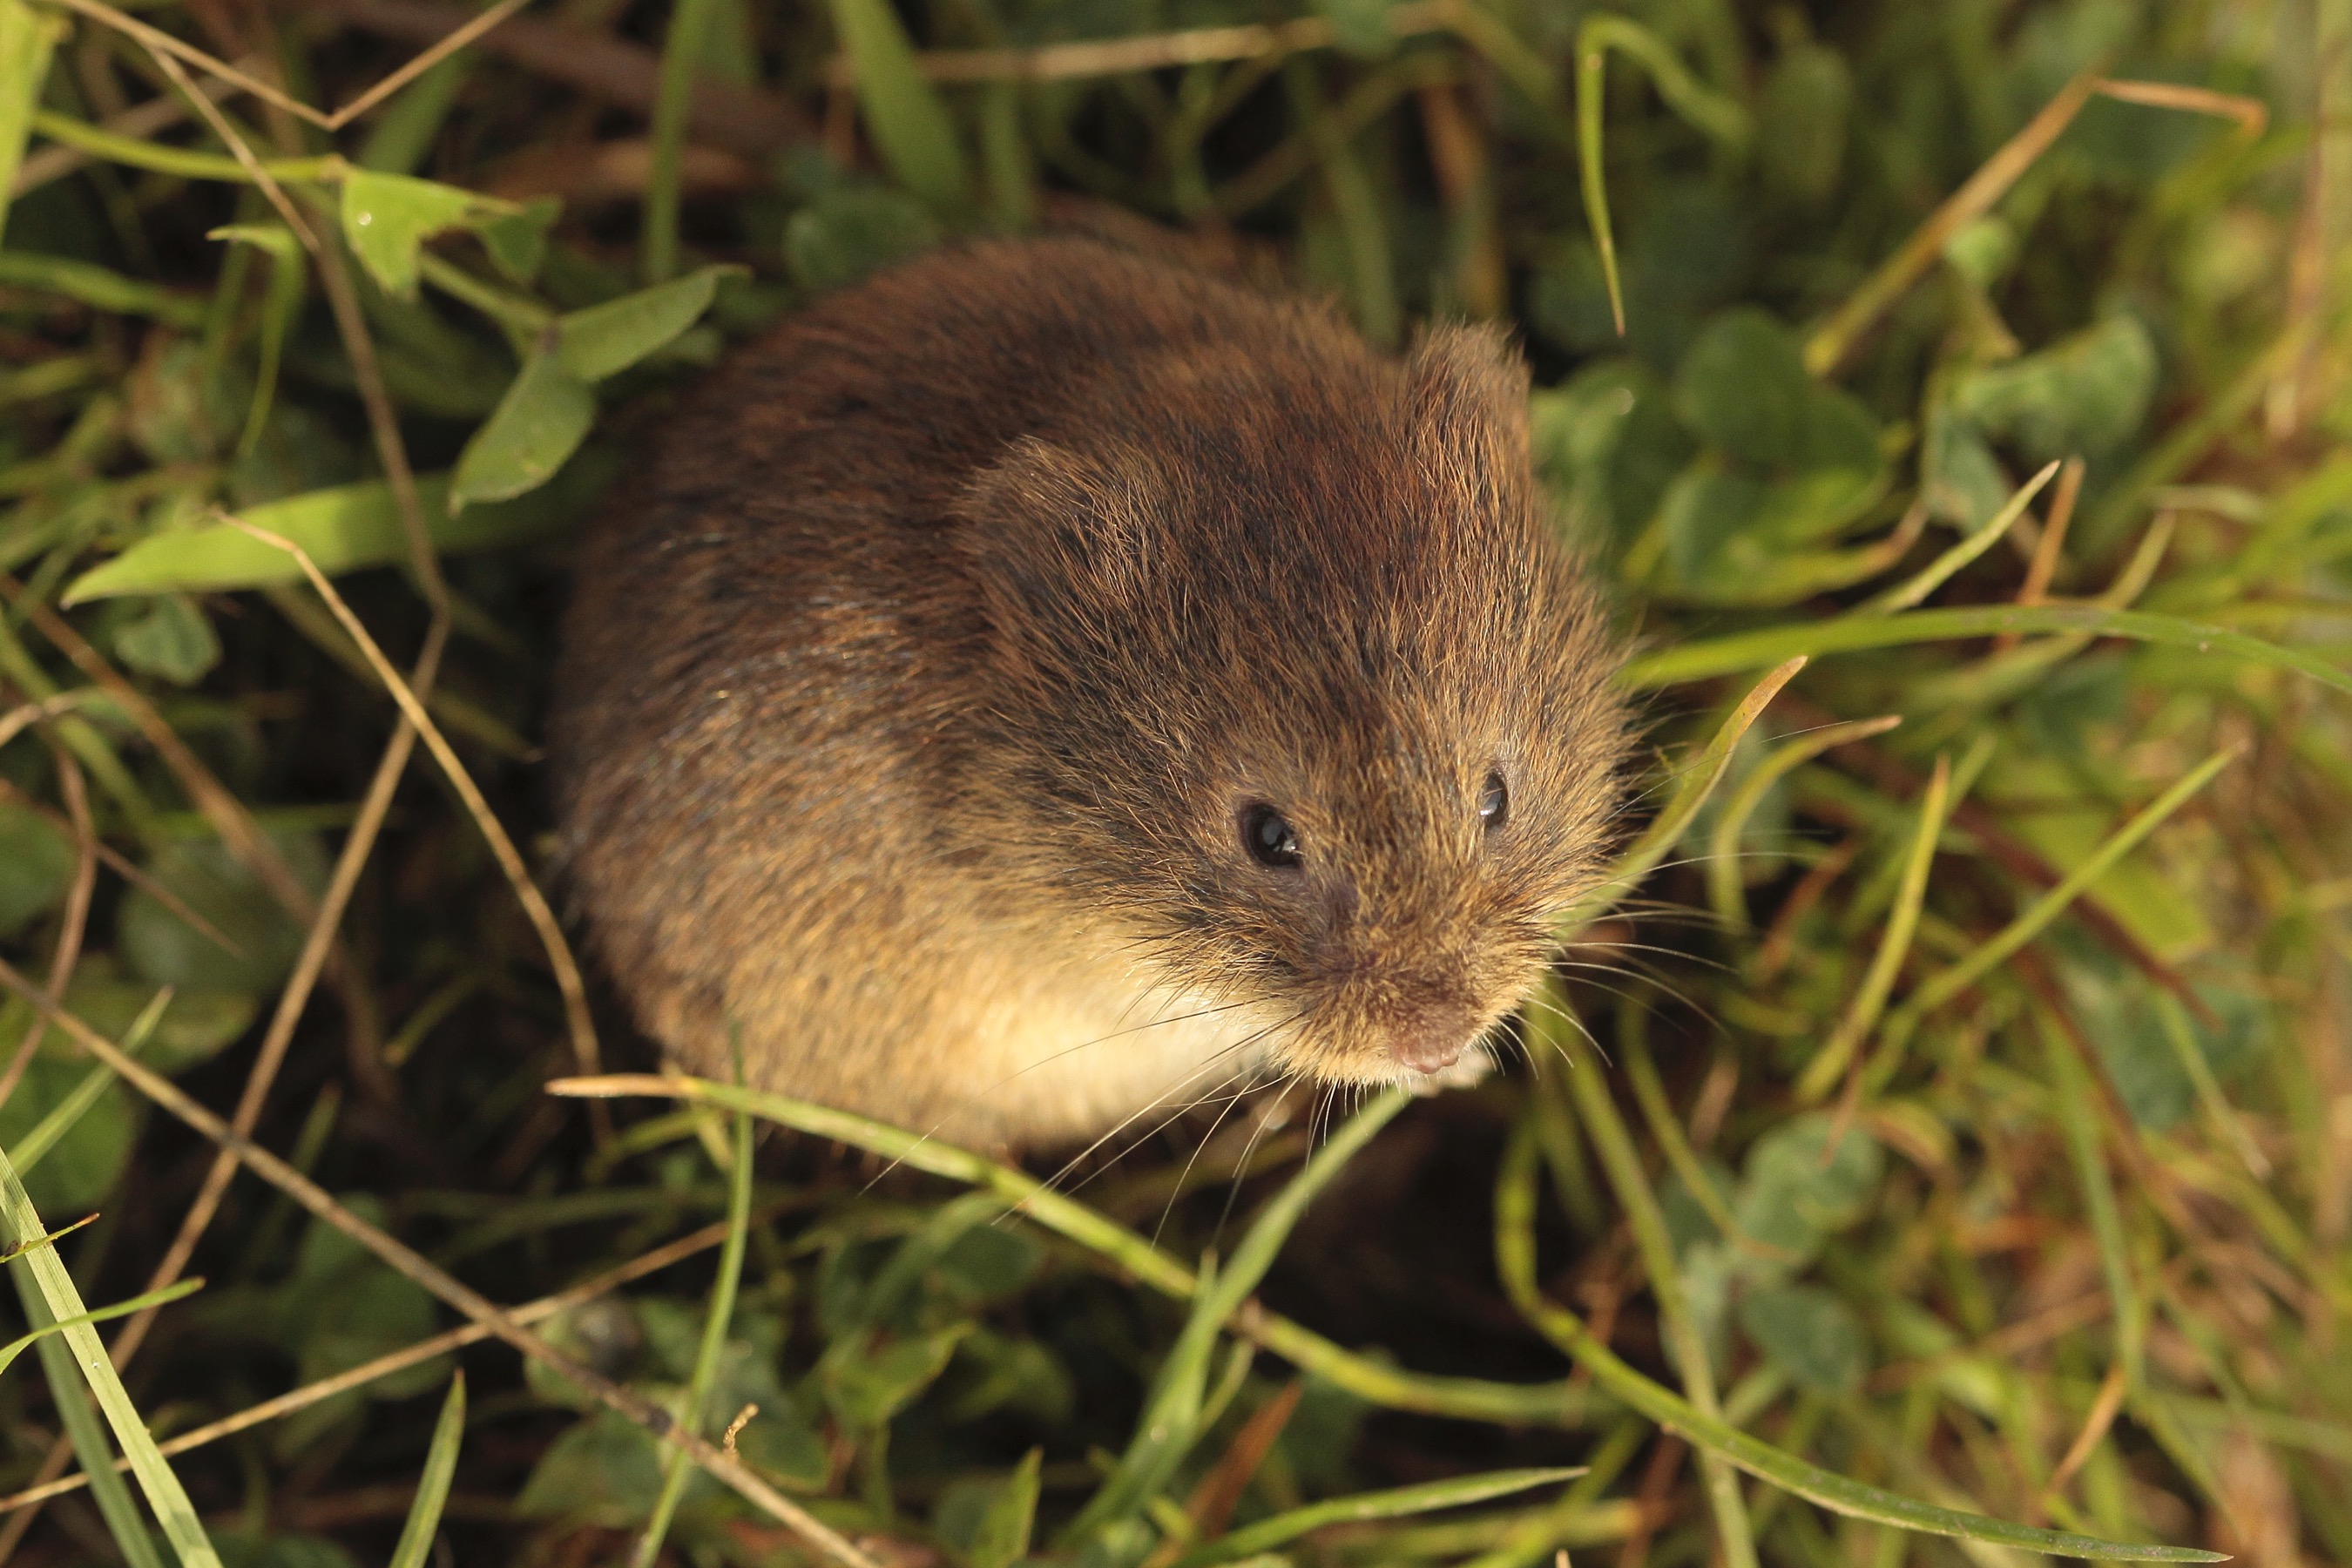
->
[0,0,64,244]
[1794,752,1957,1102]
[1492,1125,2224,1560]
[388,1373,467,1568]
[0,252,207,328]
[2038,1009,2145,1390]
[15,987,172,1175]
[1167,1467,1586,1568]
[543,1073,1610,1429]
[0,1142,220,1567]
[632,1105,754,1567]
[1618,603,2352,697]
[1705,714,1902,932]
[17,1276,166,1568]
[1287,62,1399,347]
[1565,657,1806,933]
[824,0,970,211]
[25,111,338,186]
[1573,15,1754,335]
[1538,994,1757,1568]
[642,0,722,282]
[1062,1088,1411,1544]
[1618,1024,1746,1253]
[1853,461,2059,615]
[1573,25,1625,337]
[0,1278,204,1378]
[1862,745,2240,1092]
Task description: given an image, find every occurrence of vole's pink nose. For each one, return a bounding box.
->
[1389,1017,1472,1076]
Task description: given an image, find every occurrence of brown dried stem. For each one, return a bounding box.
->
[220,515,595,1074]
[820,0,1455,84]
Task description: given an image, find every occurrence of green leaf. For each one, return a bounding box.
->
[1951,314,2159,462]
[62,460,610,602]
[967,1448,1042,1568]
[0,801,73,939]
[735,1397,828,1490]
[822,0,970,210]
[0,1053,136,1213]
[1494,1129,2227,1561]
[1676,308,1883,481]
[936,1223,1043,1307]
[338,169,502,301]
[554,265,744,382]
[1758,40,1851,206]
[387,1375,464,1568]
[113,595,222,686]
[1530,360,1695,556]
[1922,397,2014,527]
[0,0,64,244]
[1732,1114,1882,1272]
[1168,1468,1584,1568]
[478,195,561,283]
[118,831,328,996]
[1676,310,1815,465]
[784,187,940,294]
[516,1409,668,1527]
[276,1195,445,1434]
[1739,1286,1867,1395]
[449,348,598,511]
[58,963,256,1075]
[821,1325,968,1430]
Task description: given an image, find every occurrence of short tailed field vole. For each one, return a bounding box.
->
[549,238,1627,1149]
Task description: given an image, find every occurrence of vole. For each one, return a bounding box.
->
[549,238,1627,1151]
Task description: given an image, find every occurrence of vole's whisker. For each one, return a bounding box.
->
[1523,992,1615,1071]
[1151,1072,1264,1248]
[854,1000,1278,1195]
[1033,1011,1304,1204]
[1207,1074,1303,1247]
[1042,1064,1258,1210]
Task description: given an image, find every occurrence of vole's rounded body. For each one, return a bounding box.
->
[550,239,1625,1149]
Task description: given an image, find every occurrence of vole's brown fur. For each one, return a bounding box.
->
[550,238,1626,1149]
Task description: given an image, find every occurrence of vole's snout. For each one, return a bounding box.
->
[1385,1004,1479,1076]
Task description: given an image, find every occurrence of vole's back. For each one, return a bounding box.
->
[551,238,1625,1148]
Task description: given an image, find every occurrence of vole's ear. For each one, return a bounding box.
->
[956,436,1165,624]
[1405,322,1531,473]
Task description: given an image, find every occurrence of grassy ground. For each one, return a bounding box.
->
[0,0,2349,1565]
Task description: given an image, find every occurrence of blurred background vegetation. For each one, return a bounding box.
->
[0,0,2348,1565]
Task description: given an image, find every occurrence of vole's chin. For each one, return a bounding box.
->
[1400,1041,1497,1094]
[1288,1035,1499,1093]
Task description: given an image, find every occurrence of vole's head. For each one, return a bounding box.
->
[957,318,1626,1088]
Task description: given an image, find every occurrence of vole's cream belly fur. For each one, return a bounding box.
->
[656,912,1287,1147]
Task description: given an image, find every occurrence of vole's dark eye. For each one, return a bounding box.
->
[1479,771,1510,831]
[1240,804,1301,869]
